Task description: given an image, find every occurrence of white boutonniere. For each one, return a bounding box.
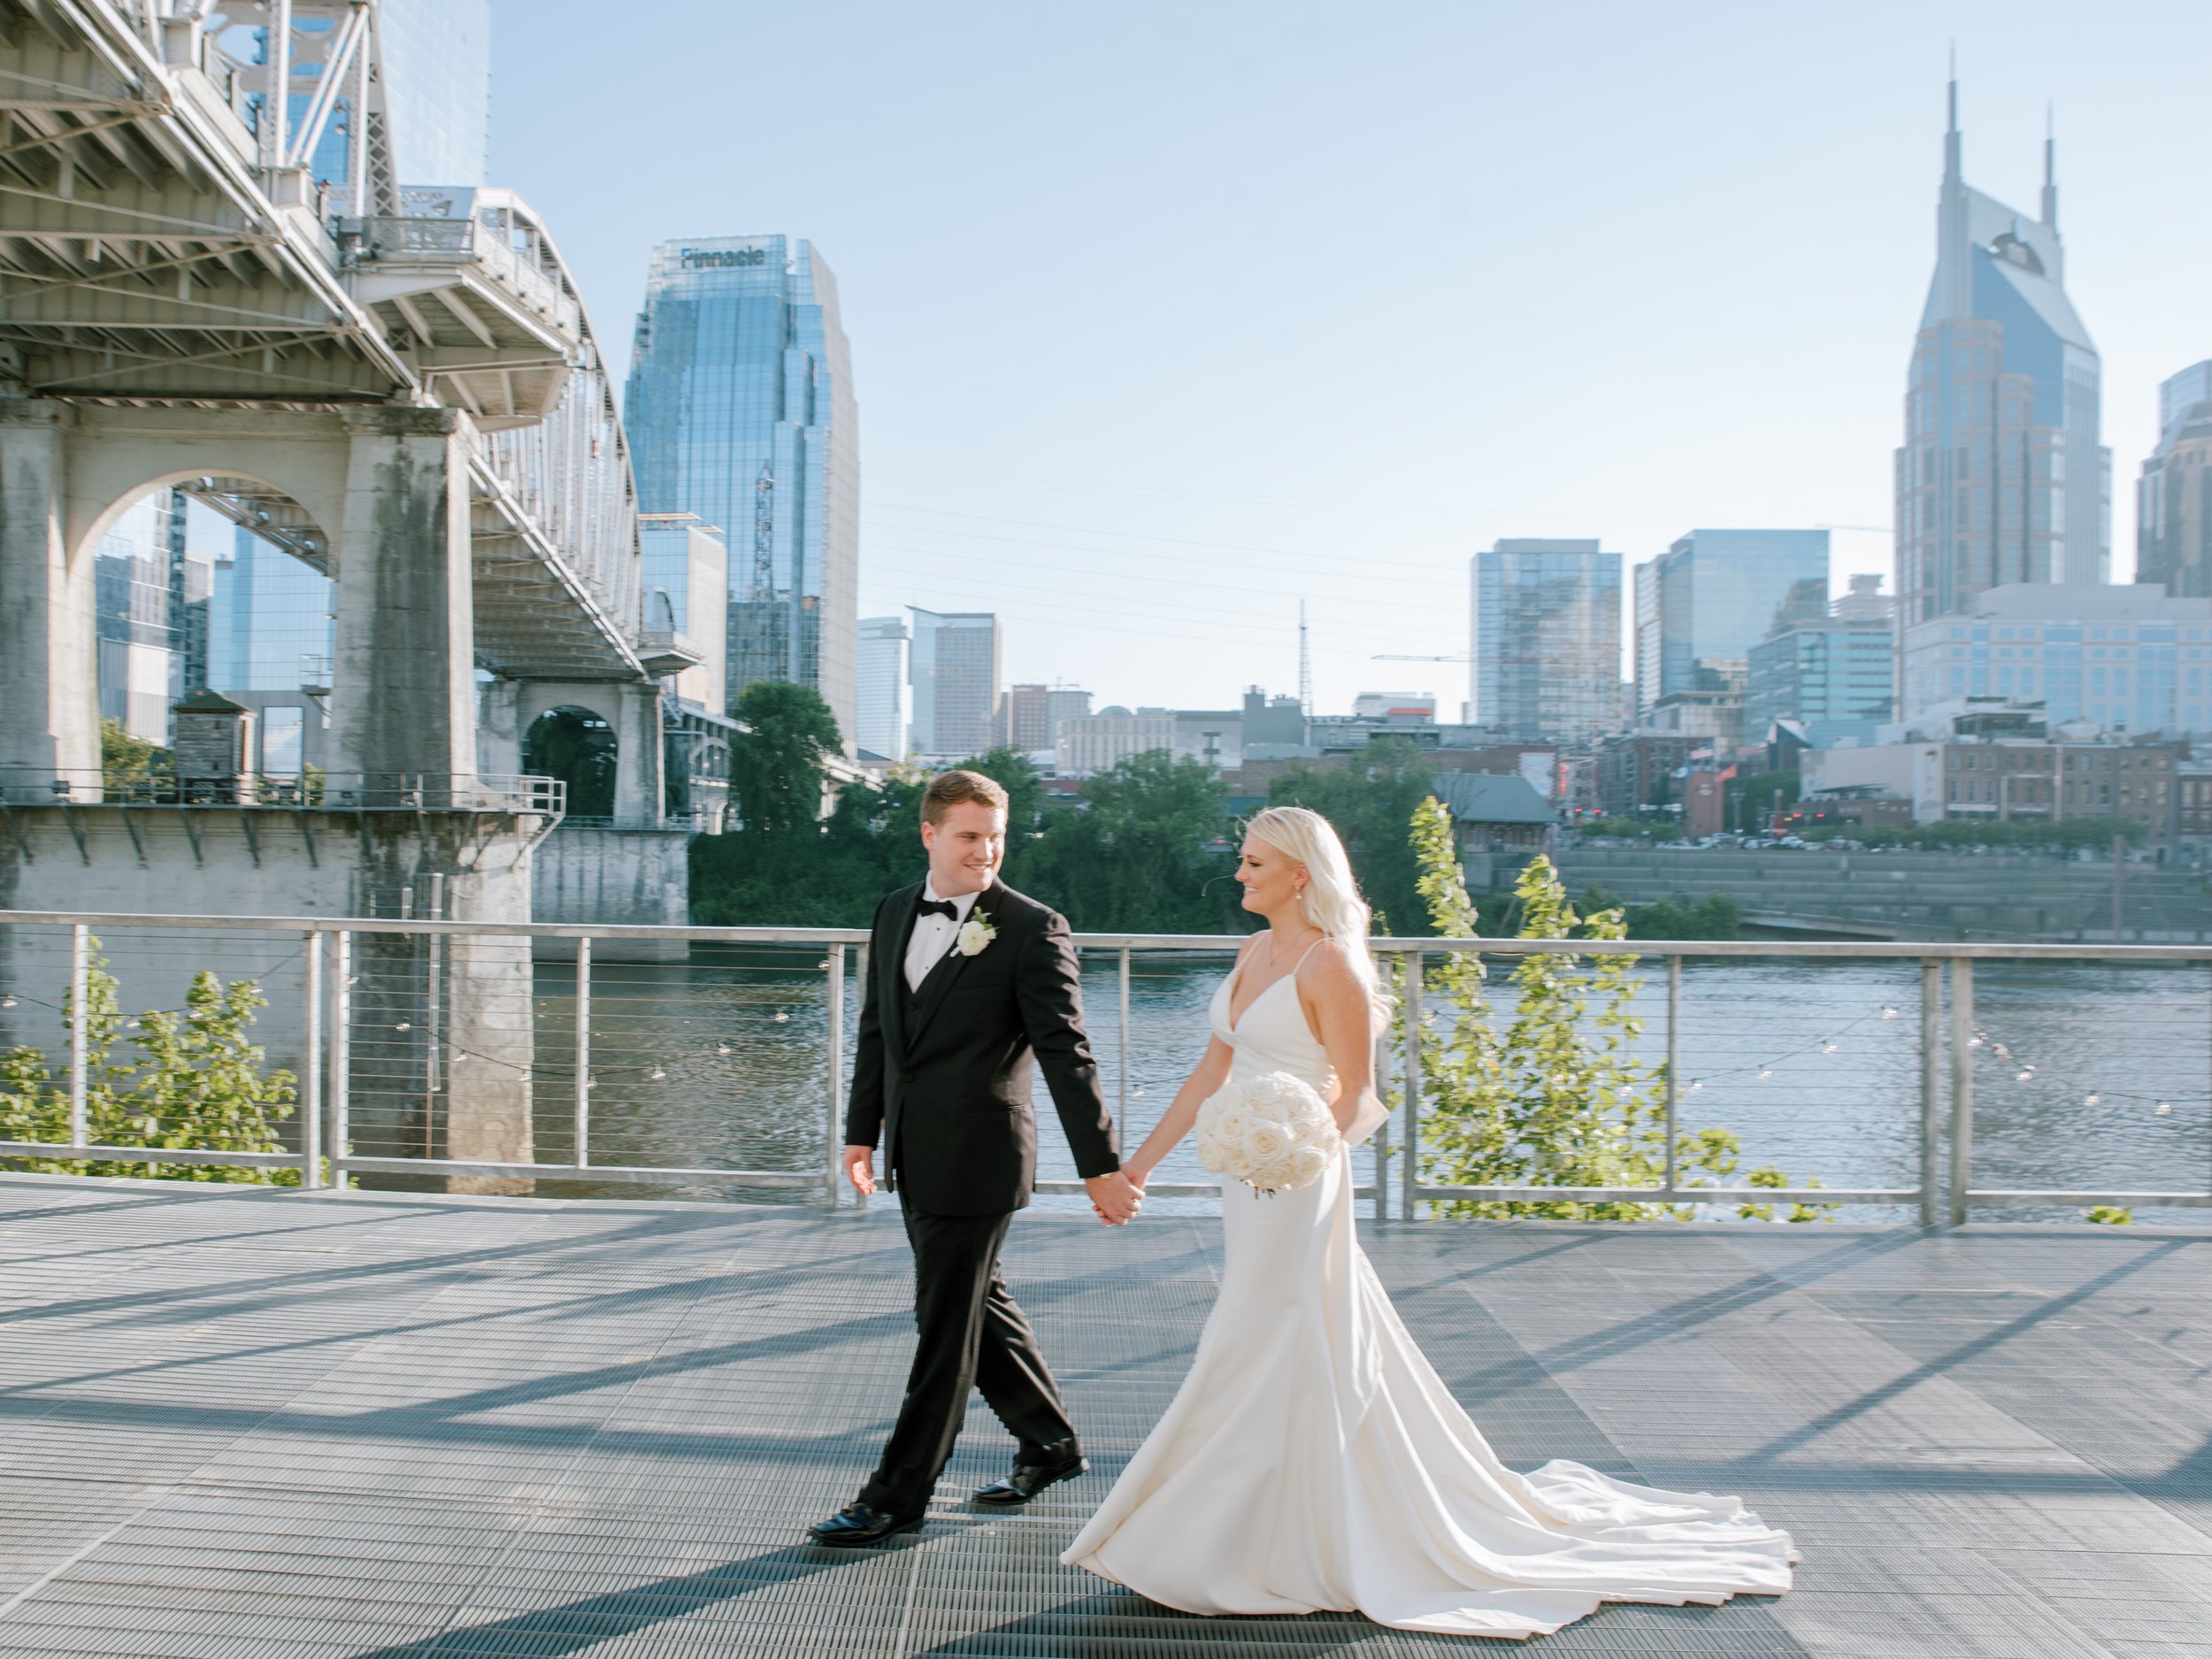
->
[956,915,998,956]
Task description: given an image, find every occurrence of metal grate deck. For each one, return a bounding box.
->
[1,1176,2208,1655]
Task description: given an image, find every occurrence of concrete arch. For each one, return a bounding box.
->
[62,405,351,577]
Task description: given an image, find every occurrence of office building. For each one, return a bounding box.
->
[909,609,999,761]
[1808,731,2179,847]
[1057,707,1177,777]
[625,235,859,742]
[1897,81,2109,626]
[2139,360,2212,600]
[1747,574,1897,737]
[1002,684,1053,752]
[376,0,490,186]
[1471,540,1621,743]
[856,616,910,760]
[1900,581,2212,735]
[1632,529,1830,716]
[638,513,728,715]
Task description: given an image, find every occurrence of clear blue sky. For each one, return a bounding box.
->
[493,1,2212,718]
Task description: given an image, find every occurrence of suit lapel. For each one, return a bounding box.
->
[882,882,923,1061]
[905,881,1002,1048]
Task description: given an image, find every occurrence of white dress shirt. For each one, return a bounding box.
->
[904,881,980,993]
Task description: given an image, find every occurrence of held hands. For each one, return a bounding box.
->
[841,1143,878,1196]
[1087,1168,1143,1227]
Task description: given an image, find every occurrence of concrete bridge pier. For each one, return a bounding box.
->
[0,398,541,1189]
[0,401,97,785]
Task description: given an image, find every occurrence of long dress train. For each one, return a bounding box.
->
[1062,961,1795,1640]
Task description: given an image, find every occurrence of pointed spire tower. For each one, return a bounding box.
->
[1895,66,2108,654]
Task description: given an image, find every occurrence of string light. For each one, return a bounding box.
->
[2157,1102,2173,1115]
[1881,1006,1899,1020]
[1821,1041,1838,1055]
[2,995,16,1008]
[773,1012,788,1024]
[1758,1067,1772,1079]
[717,1042,731,1056]
[395,1021,411,1031]
[649,1066,666,1081]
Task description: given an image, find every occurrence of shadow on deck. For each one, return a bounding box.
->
[0,1175,2208,1656]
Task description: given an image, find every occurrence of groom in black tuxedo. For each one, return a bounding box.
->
[808,769,1141,1548]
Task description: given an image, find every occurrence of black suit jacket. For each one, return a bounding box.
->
[845,878,1118,1217]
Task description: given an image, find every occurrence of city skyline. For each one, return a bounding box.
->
[493,2,2212,720]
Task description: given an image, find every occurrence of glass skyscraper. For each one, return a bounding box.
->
[1632,529,1831,715]
[2139,361,2212,601]
[624,236,859,746]
[1471,541,1621,743]
[1896,80,2108,626]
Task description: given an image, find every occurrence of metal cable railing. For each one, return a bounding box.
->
[3,910,2210,1224]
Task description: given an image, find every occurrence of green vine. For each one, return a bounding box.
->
[0,941,322,1185]
[1404,798,1832,1222]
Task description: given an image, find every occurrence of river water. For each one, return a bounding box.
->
[510,946,2212,1227]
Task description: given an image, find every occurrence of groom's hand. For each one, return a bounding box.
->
[1086,1170,1141,1226]
[841,1144,878,1196]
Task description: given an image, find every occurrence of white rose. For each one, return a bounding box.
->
[956,918,994,956]
[1290,1146,1328,1187]
[1242,1121,1289,1166]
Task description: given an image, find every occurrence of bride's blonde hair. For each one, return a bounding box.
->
[1244,806,1382,1008]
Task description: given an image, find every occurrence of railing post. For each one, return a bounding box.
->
[301,930,323,1189]
[1948,956,1973,1227]
[1118,947,1131,1134]
[1372,974,1392,1222]
[854,941,870,1210]
[825,943,846,1208]
[1401,950,1423,1220]
[1663,954,1681,1194]
[572,936,591,1169]
[328,930,349,1187]
[67,922,88,1150]
[1919,956,1941,1229]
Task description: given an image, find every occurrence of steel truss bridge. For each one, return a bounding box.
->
[0,0,649,682]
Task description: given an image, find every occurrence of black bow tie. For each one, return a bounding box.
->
[917,897,959,921]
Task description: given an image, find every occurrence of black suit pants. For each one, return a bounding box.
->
[858,1200,1076,1516]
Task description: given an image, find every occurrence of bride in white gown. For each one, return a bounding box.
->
[1062,807,1795,1640]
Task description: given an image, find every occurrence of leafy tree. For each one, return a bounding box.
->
[1726,771,1801,833]
[1623,894,1742,941]
[1403,799,1827,1222]
[0,943,310,1185]
[1025,749,1238,933]
[728,681,842,837]
[100,716,169,795]
[1265,738,1435,933]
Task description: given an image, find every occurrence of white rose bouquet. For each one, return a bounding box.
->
[1193,1071,1340,1197]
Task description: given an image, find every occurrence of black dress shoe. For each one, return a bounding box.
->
[807,1502,924,1547]
[972,1447,1087,1507]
